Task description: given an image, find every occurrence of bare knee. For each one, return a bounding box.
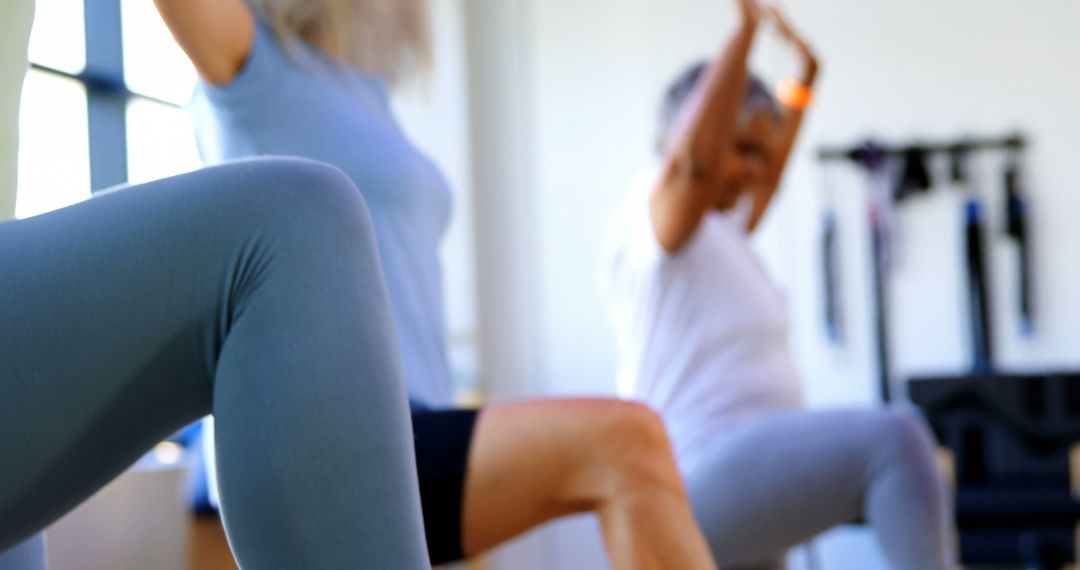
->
[589,401,684,499]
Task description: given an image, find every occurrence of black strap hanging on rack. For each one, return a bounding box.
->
[855,142,893,402]
[1004,150,1033,336]
[820,165,843,344]
[816,134,1025,396]
[822,208,841,343]
[895,146,932,202]
[952,146,995,375]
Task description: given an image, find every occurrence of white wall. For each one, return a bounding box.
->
[463,1,565,566]
[466,0,1080,568]
[393,0,481,393]
[781,0,1080,410]
[462,0,548,407]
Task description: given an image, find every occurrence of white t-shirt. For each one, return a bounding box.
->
[603,173,802,473]
[1,0,34,220]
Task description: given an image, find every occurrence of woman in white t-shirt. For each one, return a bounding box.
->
[604,5,954,569]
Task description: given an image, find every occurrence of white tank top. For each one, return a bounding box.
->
[0,0,34,220]
[603,175,802,473]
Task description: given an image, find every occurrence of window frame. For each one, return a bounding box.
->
[30,0,180,193]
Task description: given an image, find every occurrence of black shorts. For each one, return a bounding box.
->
[411,405,481,565]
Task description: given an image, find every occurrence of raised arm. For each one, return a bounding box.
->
[743,6,819,233]
[153,0,255,85]
[650,0,762,253]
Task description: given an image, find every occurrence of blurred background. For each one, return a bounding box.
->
[19,0,1080,568]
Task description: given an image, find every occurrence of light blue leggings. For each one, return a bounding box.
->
[686,409,955,570]
[0,536,43,569]
[0,159,430,569]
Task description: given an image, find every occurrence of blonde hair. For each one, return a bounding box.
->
[248,0,431,85]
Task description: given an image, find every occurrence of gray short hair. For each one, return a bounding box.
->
[656,61,778,156]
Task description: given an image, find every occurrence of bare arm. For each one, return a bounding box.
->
[743,6,819,233]
[153,0,255,85]
[649,0,762,254]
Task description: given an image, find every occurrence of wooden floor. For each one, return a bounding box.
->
[190,515,236,570]
[189,515,488,570]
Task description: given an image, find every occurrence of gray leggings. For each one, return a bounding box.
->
[0,159,429,569]
[686,409,954,570]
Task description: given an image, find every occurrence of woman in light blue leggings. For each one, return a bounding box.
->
[0,159,430,569]
[0,538,43,569]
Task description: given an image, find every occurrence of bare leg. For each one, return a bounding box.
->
[460,399,717,570]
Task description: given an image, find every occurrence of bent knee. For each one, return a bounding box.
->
[594,401,681,491]
[875,410,938,462]
[214,158,368,233]
[594,400,671,453]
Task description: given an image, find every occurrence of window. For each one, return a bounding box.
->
[120,0,197,107]
[125,99,200,186]
[121,0,201,185]
[19,0,199,218]
[23,0,482,402]
[27,0,86,74]
[16,72,91,219]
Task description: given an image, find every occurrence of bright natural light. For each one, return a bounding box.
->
[18,0,204,218]
[120,0,198,105]
[126,99,202,185]
[27,0,86,74]
[16,71,91,219]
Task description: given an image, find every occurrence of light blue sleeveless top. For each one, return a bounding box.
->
[191,18,454,406]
